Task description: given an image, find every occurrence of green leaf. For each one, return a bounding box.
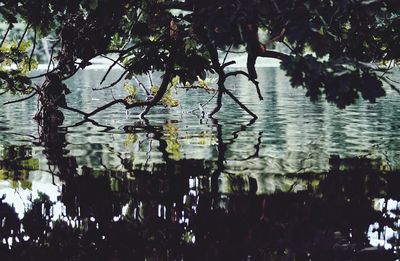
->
[124,81,137,97]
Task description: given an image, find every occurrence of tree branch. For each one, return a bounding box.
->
[17,24,29,49]
[3,92,36,105]
[0,24,12,48]
[140,51,176,117]
[224,88,258,119]
[29,29,36,71]
[258,50,289,60]
[93,70,128,91]
[225,70,263,100]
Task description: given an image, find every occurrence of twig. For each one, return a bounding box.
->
[0,24,12,48]
[17,24,29,50]
[133,75,151,96]
[379,60,394,78]
[205,41,226,117]
[187,92,218,113]
[209,84,223,117]
[221,61,236,68]
[259,50,289,60]
[222,44,232,65]
[147,71,153,87]
[282,40,295,53]
[99,54,127,85]
[61,105,89,117]
[93,70,128,90]
[47,39,60,72]
[385,76,400,84]
[382,77,400,94]
[28,68,58,79]
[3,92,36,105]
[29,29,37,71]
[100,54,127,69]
[87,99,150,118]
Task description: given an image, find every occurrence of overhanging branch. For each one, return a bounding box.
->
[225,70,263,100]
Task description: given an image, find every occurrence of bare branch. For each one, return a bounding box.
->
[29,29,37,71]
[225,70,263,100]
[100,56,123,85]
[258,50,289,60]
[282,40,295,53]
[93,70,128,91]
[382,77,400,94]
[222,44,232,65]
[28,68,59,79]
[221,61,236,68]
[132,75,151,96]
[86,99,150,118]
[224,88,258,119]
[47,39,60,72]
[0,24,12,48]
[3,92,36,105]
[61,105,89,117]
[17,24,29,49]
[209,86,223,118]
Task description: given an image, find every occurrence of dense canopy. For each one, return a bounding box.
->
[1,0,400,119]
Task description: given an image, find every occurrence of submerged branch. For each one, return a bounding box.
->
[63,99,150,119]
[224,88,258,119]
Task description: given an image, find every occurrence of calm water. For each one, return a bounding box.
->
[1,67,400,260]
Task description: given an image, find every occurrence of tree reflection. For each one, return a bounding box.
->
[0,118,399,260]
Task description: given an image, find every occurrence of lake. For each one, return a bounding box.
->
[1,66,400,260]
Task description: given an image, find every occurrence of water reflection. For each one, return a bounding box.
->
[0,67,400,260]
[1,154,400,260]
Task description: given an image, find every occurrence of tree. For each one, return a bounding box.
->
[1,0,399,121]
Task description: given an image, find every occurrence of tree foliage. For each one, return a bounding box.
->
[0,0,400,118]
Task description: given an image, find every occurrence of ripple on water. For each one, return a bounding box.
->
[0,68,399,173]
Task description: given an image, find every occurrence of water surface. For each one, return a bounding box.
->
[1,67,400,260]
